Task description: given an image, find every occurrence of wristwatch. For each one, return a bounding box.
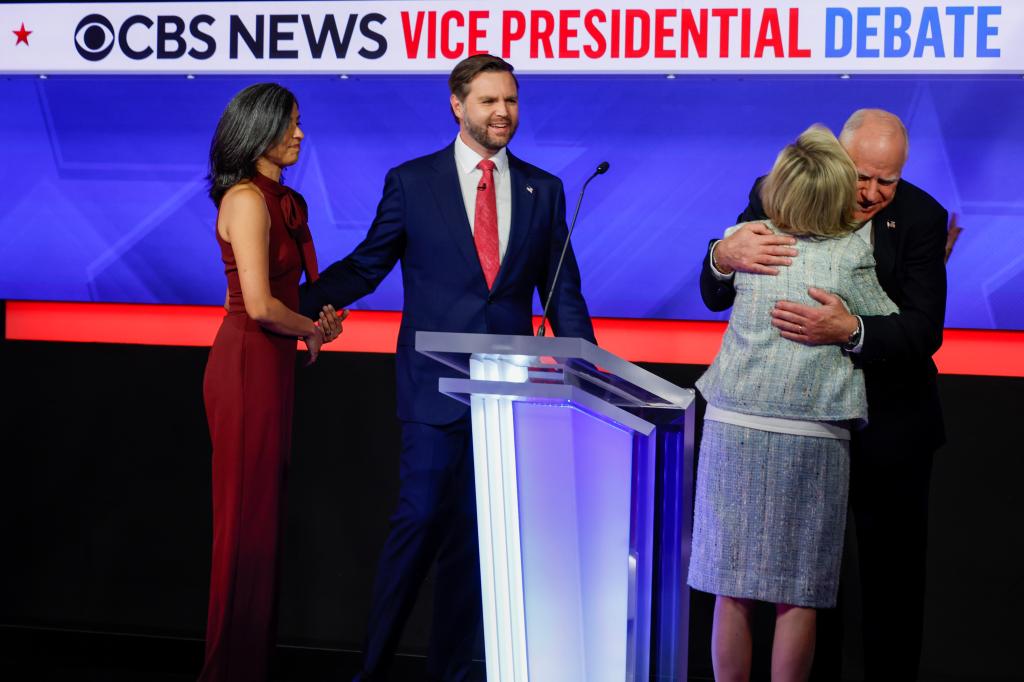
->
[843,317,863,352]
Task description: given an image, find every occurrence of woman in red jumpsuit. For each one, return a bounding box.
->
[199,83,342,682]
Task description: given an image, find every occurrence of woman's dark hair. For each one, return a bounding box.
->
[208,83,296,206]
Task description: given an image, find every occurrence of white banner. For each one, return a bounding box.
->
[2,1,1021,74]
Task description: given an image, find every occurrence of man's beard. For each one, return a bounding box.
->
[466,116,516,152]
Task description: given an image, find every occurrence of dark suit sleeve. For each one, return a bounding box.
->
[543,180,596,343]
[859,199,947,363]
[299,167,407,318]
[736,178,767,224]
[698,178,767,311]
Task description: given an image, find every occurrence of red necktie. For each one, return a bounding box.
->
[474,159,500,289]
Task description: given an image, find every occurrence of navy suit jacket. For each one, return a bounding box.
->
[700,177,948,451]
[301,143,595,425]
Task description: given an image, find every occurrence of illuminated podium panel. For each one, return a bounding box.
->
[416,332,696,682]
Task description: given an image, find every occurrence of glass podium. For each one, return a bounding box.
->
[416,332,696,682]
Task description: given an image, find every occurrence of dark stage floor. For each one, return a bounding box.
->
[0,627,486,682]
[4,626,1019,681]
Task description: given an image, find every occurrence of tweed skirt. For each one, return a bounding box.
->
[687,419,850,608]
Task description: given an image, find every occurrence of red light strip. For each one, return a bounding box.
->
[5,301,1023,377]
[2,301,401,355]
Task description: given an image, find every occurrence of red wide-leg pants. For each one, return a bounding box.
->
[199,315,294,682]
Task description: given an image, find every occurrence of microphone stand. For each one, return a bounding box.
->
[536,161,609,337]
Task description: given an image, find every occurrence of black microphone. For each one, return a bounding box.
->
[536,161,610,337]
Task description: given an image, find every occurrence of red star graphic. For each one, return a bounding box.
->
[13,22,32,46]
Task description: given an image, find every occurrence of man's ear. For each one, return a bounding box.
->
[450,94,463,123]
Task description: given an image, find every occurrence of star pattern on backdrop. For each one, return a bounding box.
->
[12,22,32,46]
[0,76,1019,327]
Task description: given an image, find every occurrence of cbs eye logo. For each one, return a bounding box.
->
[75,14,115,61]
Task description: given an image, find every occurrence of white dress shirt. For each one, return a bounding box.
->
[454,134,512,262]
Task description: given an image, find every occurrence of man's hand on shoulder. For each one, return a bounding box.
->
[714,222,798,275]
[771,287,858,346]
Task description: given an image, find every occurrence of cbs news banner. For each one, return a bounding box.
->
[2,0,1022,74]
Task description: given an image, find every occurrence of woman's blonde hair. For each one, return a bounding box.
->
[760,124,859,238]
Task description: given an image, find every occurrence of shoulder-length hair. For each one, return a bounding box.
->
[207,83,296,206]
[760,124,859,238]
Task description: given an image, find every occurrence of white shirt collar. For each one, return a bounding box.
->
[454,134,509,176]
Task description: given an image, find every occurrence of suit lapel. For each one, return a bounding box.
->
[429,145,484,280]
[493,154,535,291]
[872,201,898,290]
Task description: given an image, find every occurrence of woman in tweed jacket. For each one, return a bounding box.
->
[687,125,898,682]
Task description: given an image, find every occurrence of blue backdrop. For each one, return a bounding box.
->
[1,74,1021,329]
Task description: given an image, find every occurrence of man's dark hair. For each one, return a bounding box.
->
[448,54,518,122]
[208,83,296,206]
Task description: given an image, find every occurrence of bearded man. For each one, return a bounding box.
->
[301,53,595,681]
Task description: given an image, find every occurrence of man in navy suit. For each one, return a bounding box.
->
[301,54,595,681]
[700,109,948,680]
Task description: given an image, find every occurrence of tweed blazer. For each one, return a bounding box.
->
[696,222,898,425]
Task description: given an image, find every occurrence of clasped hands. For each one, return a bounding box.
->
[715,222,857,345]
[303,305,350,364]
